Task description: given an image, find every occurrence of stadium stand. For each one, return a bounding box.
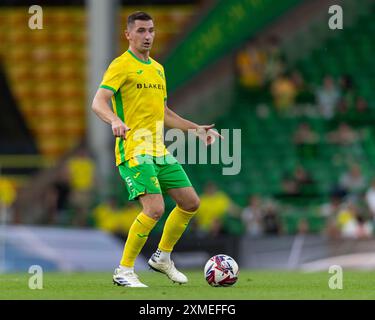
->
[199,1,375,235]
[1,1,374,240]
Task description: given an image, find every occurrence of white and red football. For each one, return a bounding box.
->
[204,254,239,287]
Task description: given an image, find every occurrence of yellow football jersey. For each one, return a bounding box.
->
[67,156,95,191]
[100,49,169,166]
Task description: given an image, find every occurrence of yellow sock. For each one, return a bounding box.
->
[120,212,157,267]
[158,206,196,252]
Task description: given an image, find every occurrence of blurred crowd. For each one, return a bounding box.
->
[2,140,373,241]
[233,36,375,240]
[43,146,96,226]
[91,181,284,239]
[236,36,369,119]
[90,178,375,240]
[195,179,375,240]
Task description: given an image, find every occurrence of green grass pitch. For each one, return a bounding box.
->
[0,270,374,300]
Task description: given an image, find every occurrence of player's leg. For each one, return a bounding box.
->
[158,186,199,254]
[119,193,164,268]
[148,187,199,284]
[114,193,164,287]
[113,157,164,287]
[148,155,199,284]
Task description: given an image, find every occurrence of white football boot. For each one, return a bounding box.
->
[148,254,188,284]
[112,268,148,287]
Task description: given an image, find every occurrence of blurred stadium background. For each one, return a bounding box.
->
[1,0,375,274]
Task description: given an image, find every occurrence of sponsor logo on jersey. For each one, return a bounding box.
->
[136,83,165,90]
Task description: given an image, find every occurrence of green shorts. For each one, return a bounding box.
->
[118,154,192,201]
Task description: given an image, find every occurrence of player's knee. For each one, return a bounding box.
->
[180,196,200,213]
[190,197,200,212]
[147,205,165,220]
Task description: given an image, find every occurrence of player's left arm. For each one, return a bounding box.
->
[164,102,223,145]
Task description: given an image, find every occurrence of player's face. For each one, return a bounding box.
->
[126,20,155,53]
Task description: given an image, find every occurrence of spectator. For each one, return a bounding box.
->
[67,146,96,227]
[44,165,71,225]
[295,165,316,194]
[354,96,368,115]
[337,74,356,114]
[320,193,342,218]
[293,122,319,158]
[365,178,375,221]
[0,177,16,208]
[281,173,299,196]
[236,41,266,89]
[326,122,359,146]
[281,165,316,197]
[337,202,373,239]
[321,193,344,239]
[315,75,340,119]
[293,166,313,185]
[241,195,263,236]
[0,177,16,223]
[291,70,313,104]
[336,201,356,236]
[294,122,319,145]
[196,182,234,236]
[94,198,140,235]
[327,122,363,161]
[271,72,297,113]
[354,215,373,239]
[339,164,366,195]
[290,70,305,95]
[93,197,120,233]
[261,200,282,235]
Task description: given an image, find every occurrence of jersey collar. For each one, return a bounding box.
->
[127,49,151,65]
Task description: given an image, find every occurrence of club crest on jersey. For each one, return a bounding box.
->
[156,69,164,79]
[150,176,160,188]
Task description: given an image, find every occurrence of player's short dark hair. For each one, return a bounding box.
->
[127,11,153,28]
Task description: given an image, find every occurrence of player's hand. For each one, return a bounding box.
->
[195,124,223,146]
[111,118,130,140]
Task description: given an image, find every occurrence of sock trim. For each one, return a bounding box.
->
[119,262,134,268]
[119,265,134,271]
[158,245,173,253]
[176,205,197,216]
[137,212,158,229]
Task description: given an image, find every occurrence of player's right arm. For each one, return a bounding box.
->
[91,88,130,140]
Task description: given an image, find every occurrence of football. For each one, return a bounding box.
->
[204,254,239,287]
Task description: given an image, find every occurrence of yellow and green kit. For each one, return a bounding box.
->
[100,50,191,200]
